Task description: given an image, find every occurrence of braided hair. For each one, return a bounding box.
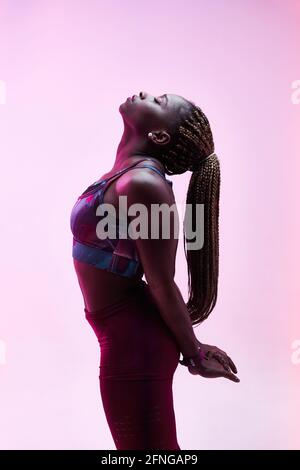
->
[159,104,221,326]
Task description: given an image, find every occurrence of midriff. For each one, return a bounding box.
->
[73,258,145,312]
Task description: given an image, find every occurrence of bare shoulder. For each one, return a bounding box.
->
[115,167,174,206]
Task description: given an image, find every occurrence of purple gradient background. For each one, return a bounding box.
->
[0,0,299,449]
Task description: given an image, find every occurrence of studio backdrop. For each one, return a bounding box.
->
[0,0,299,450]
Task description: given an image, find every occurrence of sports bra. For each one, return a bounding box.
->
[70,158,173,279]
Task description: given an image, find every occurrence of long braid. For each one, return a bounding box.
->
[159,104,221,325]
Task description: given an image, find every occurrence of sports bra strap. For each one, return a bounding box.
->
[103,158,167,183]
[139,160,173,186]
[80,158,172,200]
[80,159,149,198]
[127,160,173,186]
[102,158,151,183]
[137,162,165,178]
[99,158,172,202]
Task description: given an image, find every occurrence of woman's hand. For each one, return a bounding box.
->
[180,340,240,382]
[197,341,238,375]
[189,354,240,382]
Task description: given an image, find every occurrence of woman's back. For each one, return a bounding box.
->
[72,157,173,312]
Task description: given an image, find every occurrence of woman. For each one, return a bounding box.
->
[70,91,240,450]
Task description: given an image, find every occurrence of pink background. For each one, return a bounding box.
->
[0,0,299,449]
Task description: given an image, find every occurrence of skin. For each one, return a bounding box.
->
[73,91,240,383]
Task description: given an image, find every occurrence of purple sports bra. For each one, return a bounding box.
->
[70,158,173,279]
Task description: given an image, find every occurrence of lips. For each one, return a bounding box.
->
[125,94,137,102]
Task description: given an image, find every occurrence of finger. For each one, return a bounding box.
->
[205,350,213,359]
[213,355,229,370]
[211,352,229,366]
[214,351,238,374]
[222,370,240,383]
[216,347,228,356]
[214,348,238,373]
[204,365,239,381]
[206,358,227,373]
[227,356,238,374]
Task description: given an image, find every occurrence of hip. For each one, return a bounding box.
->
[84,282,180,380]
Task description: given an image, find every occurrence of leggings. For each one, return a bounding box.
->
[84,281,181,450]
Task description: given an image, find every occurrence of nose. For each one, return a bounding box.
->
[139,91,147,99]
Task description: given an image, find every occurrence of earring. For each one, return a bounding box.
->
[148,132,153,138]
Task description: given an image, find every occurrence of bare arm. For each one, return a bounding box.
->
[120,171,199,358]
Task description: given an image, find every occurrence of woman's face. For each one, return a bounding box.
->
[119,91,192,135]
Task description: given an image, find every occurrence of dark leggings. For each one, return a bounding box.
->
[85,281,181,450]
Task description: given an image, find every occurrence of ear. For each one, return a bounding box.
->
[150,130,171,145]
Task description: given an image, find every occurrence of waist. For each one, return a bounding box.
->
[72,238,143,279]
[84,279,154,322]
